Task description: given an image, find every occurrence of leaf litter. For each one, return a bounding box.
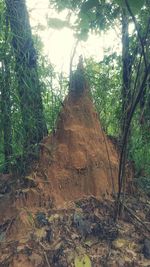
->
[0,195,150,267]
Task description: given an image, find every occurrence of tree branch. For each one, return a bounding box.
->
[125,0,148,70]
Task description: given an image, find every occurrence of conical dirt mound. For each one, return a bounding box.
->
[36,63,119,207]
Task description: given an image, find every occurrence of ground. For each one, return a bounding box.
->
[0,195,150,267]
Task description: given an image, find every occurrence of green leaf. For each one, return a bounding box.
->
[75,254,92,267]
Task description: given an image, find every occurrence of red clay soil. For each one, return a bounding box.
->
[35,70,119,207]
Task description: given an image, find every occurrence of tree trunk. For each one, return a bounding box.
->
[121,7,131,133]
[116,8,132,215]
[5,0,47,153]
[0,10,13,173]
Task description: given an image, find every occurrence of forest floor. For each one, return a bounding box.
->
[0,192,150,267]
[0,75,150,266]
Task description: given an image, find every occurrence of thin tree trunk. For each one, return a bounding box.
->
[5,0,47,153]
[121,7,131,133]
[116,8,132,217]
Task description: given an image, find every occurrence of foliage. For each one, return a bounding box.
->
[49,0,120,40]
[39,59,68,132]
[115,0,145,14]
[129,115,150,176]
[85,55,122,136]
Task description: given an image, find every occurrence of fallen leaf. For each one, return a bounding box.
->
[75,254,92,267]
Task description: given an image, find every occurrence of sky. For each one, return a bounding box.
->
[26,0,121,73]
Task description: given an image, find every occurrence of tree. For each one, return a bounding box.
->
[5,0,47,155]
[121,6,131,134]
[0,1,13,173]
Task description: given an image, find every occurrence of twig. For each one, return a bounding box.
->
[39,241,50,251]
[44,251,51,267]
[123,203,150,233]
[5,217,15,237]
